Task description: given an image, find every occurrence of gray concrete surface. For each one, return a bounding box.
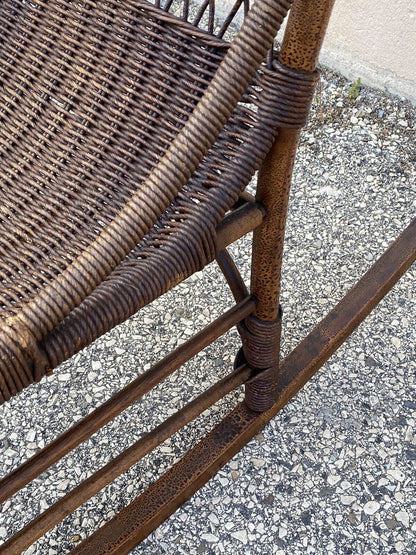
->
[319,0,416,105]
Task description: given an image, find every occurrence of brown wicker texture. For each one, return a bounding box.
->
[0,0,292,402]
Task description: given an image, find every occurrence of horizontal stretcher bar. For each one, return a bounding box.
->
[0,297,255,504]
[216,199,266,250]
[1,362,255,553]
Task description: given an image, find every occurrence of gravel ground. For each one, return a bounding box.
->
[0,60,415,555]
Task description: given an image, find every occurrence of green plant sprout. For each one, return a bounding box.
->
[349,77,362,100]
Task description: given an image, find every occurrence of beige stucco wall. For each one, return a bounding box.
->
[320,0,416,103]
[218,0,416,103]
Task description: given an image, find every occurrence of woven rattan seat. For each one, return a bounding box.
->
[0,0,287,398]
[0,0,415,552]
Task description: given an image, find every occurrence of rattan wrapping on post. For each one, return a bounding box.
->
[262,62,320,128]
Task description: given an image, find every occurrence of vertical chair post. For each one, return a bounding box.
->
[244,0,335,412]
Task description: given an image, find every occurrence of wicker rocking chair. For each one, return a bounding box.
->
[0,0,415,552]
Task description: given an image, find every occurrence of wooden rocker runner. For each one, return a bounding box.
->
[0,0,414,552]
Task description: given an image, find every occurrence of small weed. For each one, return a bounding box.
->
[349,77,362,100]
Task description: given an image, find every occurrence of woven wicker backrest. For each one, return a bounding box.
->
[151,0,250,35]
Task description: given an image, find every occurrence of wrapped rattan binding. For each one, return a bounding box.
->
[239,308,282,412]
[261,62,320,129]
[3,2,410,553]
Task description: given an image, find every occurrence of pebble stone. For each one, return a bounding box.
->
[363,501,381,515]
[0,15,415,555]
[230,530,248,544]
[395,511,410,528]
